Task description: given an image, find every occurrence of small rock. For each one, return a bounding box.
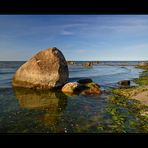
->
[81,82,101,96]
[82,62,93,68]
[67,61,75,65]
[118,80,130,86]
[61,82,80,94]
[77,78,93,84]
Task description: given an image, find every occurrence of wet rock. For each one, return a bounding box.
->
[82,62,93,68]
[62,81,101,96]
[77,78,93,84]
[67,61,75,65]
[81,82,101,96]
[61,82,80,94]
[118,80,130,86]
[12,47,68,89]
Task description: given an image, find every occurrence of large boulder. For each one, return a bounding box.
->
[12,47,68,89]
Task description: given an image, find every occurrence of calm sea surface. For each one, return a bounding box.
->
[0,61,146,133]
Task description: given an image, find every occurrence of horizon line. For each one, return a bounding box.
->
[0,60,147,62]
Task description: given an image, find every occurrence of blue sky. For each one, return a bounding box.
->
[0,15,148,61]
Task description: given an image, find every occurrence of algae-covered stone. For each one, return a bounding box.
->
[81,82,101,96]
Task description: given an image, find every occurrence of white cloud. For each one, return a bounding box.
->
[61,30,74,35]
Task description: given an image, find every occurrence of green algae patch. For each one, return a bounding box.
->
[106,93,148,132]
[107,65,148,132]
[110,65,148,106]
[111,86,148,99]
[134,70,148,85]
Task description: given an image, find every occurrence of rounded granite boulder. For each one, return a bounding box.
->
[12,47,69,89]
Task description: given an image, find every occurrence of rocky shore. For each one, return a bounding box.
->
[10,49,148,132]
[12,48,148,105]
[109,62,148,118]
[111,63,148,105]
[12,47,101,96]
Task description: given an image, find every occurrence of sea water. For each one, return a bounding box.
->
[0,61,146,133]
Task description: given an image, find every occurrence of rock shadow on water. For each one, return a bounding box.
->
[13,87,68,128]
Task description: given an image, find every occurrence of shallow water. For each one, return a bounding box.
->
[0,61,147,133]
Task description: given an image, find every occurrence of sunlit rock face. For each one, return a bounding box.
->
[61,81,101,96]
[12,47,69,89]
[61,82,80,94]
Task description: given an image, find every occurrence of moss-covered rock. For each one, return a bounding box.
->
[80,82,101,96]
[62,81,101,96]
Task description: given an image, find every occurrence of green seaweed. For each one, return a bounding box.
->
[106,94,148,133]
[105,65,148,132]
[134,70,148,85]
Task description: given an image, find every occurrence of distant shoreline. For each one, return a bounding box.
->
[0,60,147,62]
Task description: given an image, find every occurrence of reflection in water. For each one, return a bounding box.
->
[13,87,68,128]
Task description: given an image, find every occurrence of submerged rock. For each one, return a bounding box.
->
[12,47,68,89]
